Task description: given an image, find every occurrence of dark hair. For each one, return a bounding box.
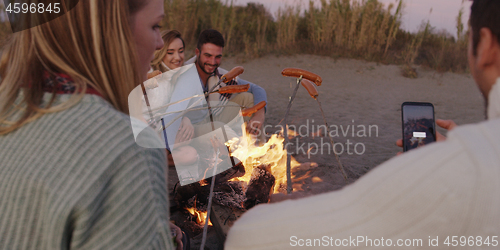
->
[196,29,225,50]
[470,0,500,55]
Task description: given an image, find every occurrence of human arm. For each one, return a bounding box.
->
[236,78,267,134]
[237,77,267,111]
[70,140,176,250]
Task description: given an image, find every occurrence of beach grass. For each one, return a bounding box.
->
[0,0,469,75]
[158,0,468,75]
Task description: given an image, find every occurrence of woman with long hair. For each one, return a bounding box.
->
[151,30,186,73]
[0,0,182,249]
[148,30,198,168]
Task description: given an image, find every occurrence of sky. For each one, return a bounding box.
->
[235,0,472,36]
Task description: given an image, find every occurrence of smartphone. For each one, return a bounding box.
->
[401,102,436,152]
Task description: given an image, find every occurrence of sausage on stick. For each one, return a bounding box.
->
[217,84,250,94]
[281,68,322,86]
[241,101,266,117]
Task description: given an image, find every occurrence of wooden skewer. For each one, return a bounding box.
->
[282,76,303,194]
[300,79,348,181]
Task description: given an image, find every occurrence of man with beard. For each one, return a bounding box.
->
[187,29,267,140]
[224,0,500,249]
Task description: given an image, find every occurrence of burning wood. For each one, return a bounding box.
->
[185,206,212,226]
[244,164,275,209]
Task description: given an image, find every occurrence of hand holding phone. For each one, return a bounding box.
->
[401,102,437,152]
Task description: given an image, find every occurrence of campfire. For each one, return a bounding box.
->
[177,124,305,226]
[226,125,302,195]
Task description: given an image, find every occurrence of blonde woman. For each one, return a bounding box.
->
[149,30,198,168]
[151,30,186,72]
[0,0,182,249]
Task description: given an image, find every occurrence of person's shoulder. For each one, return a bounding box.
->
[56,94,164,154]
[447,118,500,159]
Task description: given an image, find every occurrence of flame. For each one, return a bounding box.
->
[199,179,208,186]
[312,176,323,183]
[185,207,213,226]
[227,124,301,194]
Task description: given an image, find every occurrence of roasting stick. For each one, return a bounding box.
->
[154,99,265,132]
[142,72,161,125]
[204,66,244,142]
[200,137,221,250]
[143,83,250,117]
[208,66,244,94]
[281,68,323,194]
[153,84,250,130]
[301,79,348,181]
[142,66,245,131]
[152,82,248,132]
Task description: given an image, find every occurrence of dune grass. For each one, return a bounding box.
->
[0,0,469,75]
[159,0,468,75]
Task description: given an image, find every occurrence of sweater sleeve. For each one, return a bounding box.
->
[237,77,268,112]
[70,133,174,250]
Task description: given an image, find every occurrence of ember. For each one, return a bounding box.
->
[185,207,212,226]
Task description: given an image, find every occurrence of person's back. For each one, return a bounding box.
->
[0,0,176,248]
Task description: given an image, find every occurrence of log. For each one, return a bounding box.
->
[174,161,245,208]
[244,164,275,209]
[210,204,244,243]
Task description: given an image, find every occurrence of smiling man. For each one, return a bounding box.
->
[225,0,500,249]
[187,29,267,142]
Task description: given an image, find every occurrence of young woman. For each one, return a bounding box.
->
[151,30,186,72]
[149,30,198,167]
[0,0,182,249]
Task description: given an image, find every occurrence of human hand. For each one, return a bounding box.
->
[169,222,183,250]
[396,119,457,155]
[247,108,265,136]
[175,117,194,144]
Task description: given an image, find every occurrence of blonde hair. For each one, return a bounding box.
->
[0,0,146,135]
[151,30,184,73]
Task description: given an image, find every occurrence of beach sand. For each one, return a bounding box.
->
[223,54,485,192]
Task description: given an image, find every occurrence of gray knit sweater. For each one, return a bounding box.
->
[0,94,174,250]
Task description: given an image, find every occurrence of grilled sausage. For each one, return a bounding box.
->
[217,84,250,94]
[301,79,318,99]
[281,68,322,86]
[241,101,266,117]
[221,66,244,83]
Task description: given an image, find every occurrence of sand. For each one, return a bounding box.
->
[221,54,485,192]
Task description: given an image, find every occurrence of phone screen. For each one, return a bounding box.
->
[402,102,436,152]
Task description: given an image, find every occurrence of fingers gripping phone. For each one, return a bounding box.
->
[401,102,437,152]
